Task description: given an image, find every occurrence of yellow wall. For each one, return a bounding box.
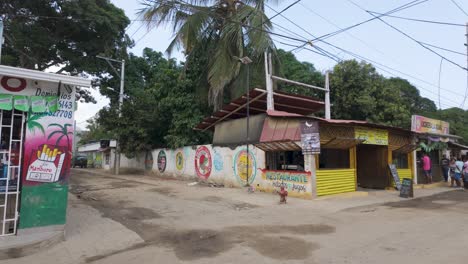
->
[316,169,356,196]
[316,146,357,196]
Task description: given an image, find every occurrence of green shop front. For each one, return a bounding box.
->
[0,65,90,237]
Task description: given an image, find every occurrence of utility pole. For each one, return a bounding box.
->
[325,72,331,119]
[237,56,253,186]
[465,22,467,108]
[0,17,4,64]
[96,55,125,175]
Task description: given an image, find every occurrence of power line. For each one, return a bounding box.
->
[450,0,468,17]
[366,11,466,27]
[311,0,429,42]
[344,0,467,71]
[268,0,303,21]
[299,2,388,57]
[367,11,467,71]
[418,41,466,56]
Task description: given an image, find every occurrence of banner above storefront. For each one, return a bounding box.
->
[411,115,449,135]
[354,127,388,145]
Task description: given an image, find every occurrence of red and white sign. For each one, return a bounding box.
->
[1,76,27,92]
[194,146,212,180]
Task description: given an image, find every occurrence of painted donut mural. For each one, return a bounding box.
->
[175,151,184,172]
[233,148,257,185]
[194,146,212,180]
[157,150,167,173]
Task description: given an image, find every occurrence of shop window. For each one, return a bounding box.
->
[392,152,408,169]
[265,151,304,171]
[319,148,350,169]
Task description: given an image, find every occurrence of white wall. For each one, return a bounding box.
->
[117,144,313,199]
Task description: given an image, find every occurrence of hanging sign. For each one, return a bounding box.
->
[0,94,13,110]
[355,127,388,145]
[13,95,29,112]
[411,115,449,135]
[300,121,320,154]
[31,96,46,113]
[46,96,59,112]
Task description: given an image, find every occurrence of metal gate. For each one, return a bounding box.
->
[0,110,25,236]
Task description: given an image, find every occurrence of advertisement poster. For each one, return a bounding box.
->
[300,121,320,154]
[411,115,449,135]
[354,127,388,145]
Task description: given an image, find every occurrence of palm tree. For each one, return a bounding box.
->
[140,0,278,109]
[48,123,73,155]
[27,110,45,136]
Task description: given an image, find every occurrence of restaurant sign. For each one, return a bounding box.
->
[411,115,449,135]
[355,127,388,145]
[300,121,320,154]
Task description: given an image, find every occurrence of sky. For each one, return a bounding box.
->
[76,0,468,129]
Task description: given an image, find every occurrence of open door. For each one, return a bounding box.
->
[356,145,388,189]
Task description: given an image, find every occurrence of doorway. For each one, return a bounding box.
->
[356,144,388,189]
[0,110,25,236]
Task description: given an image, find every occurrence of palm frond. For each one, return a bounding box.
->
[48,130,64,140]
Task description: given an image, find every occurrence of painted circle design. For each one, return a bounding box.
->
[157,150,166,173]
[145,151,153,171]
[175,151,184,171]
[1,77,27,92]
[194,146,212,180]
[213,151,224,171]
[233,149,257,185]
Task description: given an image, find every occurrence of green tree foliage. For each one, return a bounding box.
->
[0,0,132,102]
[79,116,111,145]
[275,49,324,97]
[140,0,278,109]
[95,49,211,156]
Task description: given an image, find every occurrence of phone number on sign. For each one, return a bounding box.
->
[45,110,73,119]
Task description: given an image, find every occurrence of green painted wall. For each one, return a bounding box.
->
[19,183,68,229]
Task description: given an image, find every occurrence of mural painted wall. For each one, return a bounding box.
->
[18,81,75,229]
[122,144,314,199]
[256,170,312,199]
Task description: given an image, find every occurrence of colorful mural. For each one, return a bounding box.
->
[175,151,184,172]
[157,150,166,173]
[257,170,312,199]
[194,146,212,180]
[213,150,223,172]
[233,148,256,185]
[20,84,75,228]
[145,151,153,171]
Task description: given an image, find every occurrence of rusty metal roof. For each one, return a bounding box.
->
[194,88,324,131]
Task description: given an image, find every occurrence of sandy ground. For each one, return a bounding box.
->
[2,169,468,264]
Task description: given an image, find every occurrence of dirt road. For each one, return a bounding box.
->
[3,169,468,264]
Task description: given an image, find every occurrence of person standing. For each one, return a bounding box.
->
[422,153,432,184]
[441,155,450,182]
[463,157,468,189]
[452,157,463,188]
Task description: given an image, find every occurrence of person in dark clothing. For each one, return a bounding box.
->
[441,155,450,182]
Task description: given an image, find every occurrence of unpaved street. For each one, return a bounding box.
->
[3,169,468,264]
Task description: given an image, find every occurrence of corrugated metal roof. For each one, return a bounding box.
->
[194,88,324,131]
[259,117,301,143]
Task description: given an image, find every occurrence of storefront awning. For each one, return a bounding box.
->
[255,141,301,152]
[448,141,468,150]
[0,65,91,87]
[394,144,419,153]
[322,137,364,149]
